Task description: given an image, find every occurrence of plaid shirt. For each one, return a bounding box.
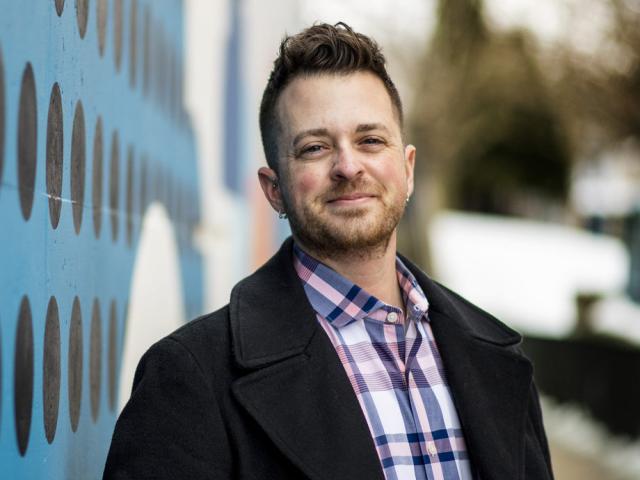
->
[293,244,473,480]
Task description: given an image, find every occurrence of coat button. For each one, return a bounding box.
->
[386,312,398,323]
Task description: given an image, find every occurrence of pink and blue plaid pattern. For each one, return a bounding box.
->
[293,245,474,480]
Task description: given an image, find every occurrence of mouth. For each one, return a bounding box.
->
[326,193,377,206]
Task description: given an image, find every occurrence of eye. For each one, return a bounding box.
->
[360,136,386,149]
[297,143,328,158]
[303,145,323,154]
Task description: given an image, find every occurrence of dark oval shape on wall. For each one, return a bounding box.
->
[93,117,103,238]
[113,0,123,71]
[71,101,86,234]
[142,6,150,96]
[140,154,147,217]
[126,145,134,246]
[90,299,102,422]
[109,130,119,242]
[97,0,108,56]
[68,297,83,432]
[43,296,61,444]
[14,296,34,456]
[46,83,64,229]
[76,0,89,39]
[129,0,138,87]
[54,0,64,16]
[108,299,118,412]
[17,63,37,221]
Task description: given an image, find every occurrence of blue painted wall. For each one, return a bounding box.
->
[0,1,202,478]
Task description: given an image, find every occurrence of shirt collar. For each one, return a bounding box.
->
[293,243,429,328]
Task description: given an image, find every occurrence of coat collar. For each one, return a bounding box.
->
[229,238,318,369]
[399,251,523,347]
[230,238,533,480]
[231,238,523,368]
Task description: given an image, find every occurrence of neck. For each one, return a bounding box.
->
[295,232,404,310]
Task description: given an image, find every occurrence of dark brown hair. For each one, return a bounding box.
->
[259,22,403,173]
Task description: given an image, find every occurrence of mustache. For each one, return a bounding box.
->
[321,180,383,202]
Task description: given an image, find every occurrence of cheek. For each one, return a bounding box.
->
[293,170,323,197]
[375,162,406,190]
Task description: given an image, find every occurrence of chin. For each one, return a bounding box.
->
[299,220,396,255]
[287,200,403,256]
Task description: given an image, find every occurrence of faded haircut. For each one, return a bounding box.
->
[259,22,403,173]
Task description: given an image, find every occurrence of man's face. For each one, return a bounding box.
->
[265,71,415,258]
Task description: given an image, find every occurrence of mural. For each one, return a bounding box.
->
[0,0,202,478]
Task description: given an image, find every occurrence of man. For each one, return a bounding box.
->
[104,23,553,480]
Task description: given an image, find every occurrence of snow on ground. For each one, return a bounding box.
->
[429,211,629,337]
[592,295,640,346]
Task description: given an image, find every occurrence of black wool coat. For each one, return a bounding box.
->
[103,238,554,480]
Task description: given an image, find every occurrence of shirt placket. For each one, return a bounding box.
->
[407,309,446,479]
[372,307,408,384]
[375,310,427,480]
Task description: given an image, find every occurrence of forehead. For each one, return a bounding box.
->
[275,71,401,140]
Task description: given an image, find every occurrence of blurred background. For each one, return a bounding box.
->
[0,0,638,478]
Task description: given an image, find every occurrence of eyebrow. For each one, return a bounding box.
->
[292,128,330,147]
[291,123,390,147]
[355,123,390,135]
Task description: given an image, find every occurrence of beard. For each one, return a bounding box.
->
[281,178,406,260]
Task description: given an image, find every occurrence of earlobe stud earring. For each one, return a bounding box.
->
[278,211,288,219]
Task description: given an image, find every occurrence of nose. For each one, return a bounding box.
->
[330,146,364,181]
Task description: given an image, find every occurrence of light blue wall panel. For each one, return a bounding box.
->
[0,1,202,478]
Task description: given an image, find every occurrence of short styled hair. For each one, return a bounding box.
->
[259,22,403,173]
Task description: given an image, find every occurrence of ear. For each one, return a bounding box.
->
[257,166,284,213]
[404,144,416,198]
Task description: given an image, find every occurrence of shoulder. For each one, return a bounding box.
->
[398,253,522,345]
[105,311,235,479]
[170,305,231,350]
[140,305,234,382]
[434,281,522,344]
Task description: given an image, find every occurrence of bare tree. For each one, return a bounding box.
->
[399,0,571,270]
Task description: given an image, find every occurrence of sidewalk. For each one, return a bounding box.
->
[542,398,640,480]
[550,440,629,480]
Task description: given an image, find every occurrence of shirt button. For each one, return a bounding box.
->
[386,312,398,324]
[427,441,437,456]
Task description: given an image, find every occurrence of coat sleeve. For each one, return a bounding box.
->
[102,336,233,479]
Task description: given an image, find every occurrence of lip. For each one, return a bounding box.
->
[326,194,376,205]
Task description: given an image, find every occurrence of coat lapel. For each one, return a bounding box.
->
[229,239,384,480]
[407,261,534,480]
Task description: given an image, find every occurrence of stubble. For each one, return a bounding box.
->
[281,178,406,261]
